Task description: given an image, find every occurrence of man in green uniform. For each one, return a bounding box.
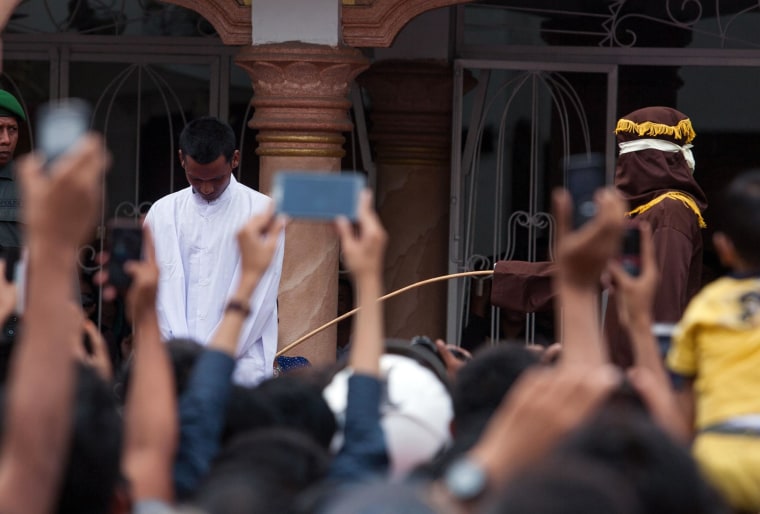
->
[0,89,24,249]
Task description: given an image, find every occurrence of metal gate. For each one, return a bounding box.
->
[2,2,256,366]
[449,1,760,347]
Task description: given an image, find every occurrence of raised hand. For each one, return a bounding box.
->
[607,223,658,330]
[467,365,622,485]
[236,204,286,287]
[334,189,387,375]
[334,190,387,279]
[553,187,627,289]
[77,318,113,382]
[17,135,110,250]
[552,187,627,367]
[0,133,112,514]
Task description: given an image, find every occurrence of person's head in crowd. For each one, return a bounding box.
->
[482,456,641,514]
[221,384,280,445]
[0,90,24,167]
[323,345,454,479]
[0,365,124,514]
[194,428,330,513]
[557,407,729,514]
[313,481,438,514]
[57,365,123,514]
[452,343,540,434]
[614,106,707,215]
[712,169,760,272]
[115,337,203,403]
[415,343,540,480]
[178,116,239,202]
[254,374,337,450]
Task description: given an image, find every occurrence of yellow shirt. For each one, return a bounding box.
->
[667,275,760,428]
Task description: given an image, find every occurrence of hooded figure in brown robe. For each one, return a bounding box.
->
[605,106,708,367]
[491,106,707,367]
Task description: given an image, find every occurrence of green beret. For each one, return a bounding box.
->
[0,90,26,122]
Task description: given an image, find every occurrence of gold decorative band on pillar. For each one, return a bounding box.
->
[235,42,369,159]
[256,132,346,158]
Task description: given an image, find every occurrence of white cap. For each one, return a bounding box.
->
[323,353,453,479]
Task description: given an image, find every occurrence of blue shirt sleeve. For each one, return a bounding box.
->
[329,373,389,483]
[173,349,235,498]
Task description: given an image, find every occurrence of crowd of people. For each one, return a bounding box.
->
[0,101,756,514]
[1,5,759,511]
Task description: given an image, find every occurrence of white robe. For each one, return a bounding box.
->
[144,175,284,385]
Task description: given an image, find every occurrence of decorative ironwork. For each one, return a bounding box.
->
[113,201,153,219]
[77,244,101,273]
[453,65,595,345]
[502,211,554,262]
[464,1,760,49]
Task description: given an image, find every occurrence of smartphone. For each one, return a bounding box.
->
[272,171,365,222]
[564,153,606,228]
[0,246,21,283]
[107,218,143,292]
[621,226,641,277]
[36,98,92,167]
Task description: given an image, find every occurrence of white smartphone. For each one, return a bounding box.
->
[36,98,92,167]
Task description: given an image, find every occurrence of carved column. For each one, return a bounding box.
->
[359,60,454,341]
[236,43,368,366]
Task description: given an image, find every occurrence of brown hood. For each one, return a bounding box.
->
[614,106,708,212]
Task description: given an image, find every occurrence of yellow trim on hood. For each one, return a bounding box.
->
[627,191,706,228]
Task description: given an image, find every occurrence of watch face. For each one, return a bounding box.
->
[444,458,488,501]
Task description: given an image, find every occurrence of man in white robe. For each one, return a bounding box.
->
[145,117,284,385]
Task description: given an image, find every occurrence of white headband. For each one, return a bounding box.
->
[618,138,695,173]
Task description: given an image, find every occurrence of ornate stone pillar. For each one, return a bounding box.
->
[235,43,368,366]
[358,60,454,341]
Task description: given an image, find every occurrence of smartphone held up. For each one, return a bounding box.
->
[564,152,607,228]
[36,98,92,168]
[272,171,365,222]
[621,225,641,277]
[106,218,143,293]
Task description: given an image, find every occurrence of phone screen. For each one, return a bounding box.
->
[272,171,365,221]
[621,226,641,277]
[107,219,143,292]
[564,153,606,228]
[36,99,92,166]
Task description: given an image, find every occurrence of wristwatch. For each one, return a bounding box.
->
[443,457,489,502]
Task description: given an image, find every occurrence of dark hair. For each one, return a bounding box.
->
[115,337,203,404]
[483,456,641,514]
[179,116,236,164]
[557,409,729,514]
[194,429,330,513]
[452,343,539,429]
[314,481,439,514]
[413,344,538,480]
[715,170,760,268]
[57,365,123,514]
[221,384,280,445]
[0,368,122,514]
[254,375,337,449]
